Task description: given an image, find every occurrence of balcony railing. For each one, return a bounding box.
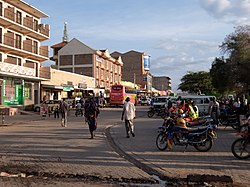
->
[4,7,14,21]
[1,7,49,37]
[2,35,49,58]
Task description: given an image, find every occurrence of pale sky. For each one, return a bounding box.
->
[25,0,250,91]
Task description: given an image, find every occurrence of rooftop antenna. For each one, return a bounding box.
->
[62,22,68,42]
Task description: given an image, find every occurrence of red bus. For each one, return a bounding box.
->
[109,84,137,106]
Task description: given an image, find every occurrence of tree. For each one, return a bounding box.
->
[210,57,234,95]
[178,71,213,94]
[220,25,250,90]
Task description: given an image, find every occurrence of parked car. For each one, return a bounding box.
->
[140,96,150,106]
[152,96,169,109]
[34,100,60,112]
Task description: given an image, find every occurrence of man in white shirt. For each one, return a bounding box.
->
[121,97,136,138]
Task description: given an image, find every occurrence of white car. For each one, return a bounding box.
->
[34,100,60,112]
[140,96,151,106]
[152,96,169,109]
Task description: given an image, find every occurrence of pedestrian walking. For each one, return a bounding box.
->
[60,98,69,127]
[121,97,136,138]
[84,97,100,139]
[53,104,60,118]
[208,97,220,125]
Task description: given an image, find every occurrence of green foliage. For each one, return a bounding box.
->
[210,57,234,95]
[178,71,213,95]
[220,25,250,89]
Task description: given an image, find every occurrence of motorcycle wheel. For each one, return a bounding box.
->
[231,138,250,159]
[156,133,168,151]
[147,111,155,118]
[193,136,213,152]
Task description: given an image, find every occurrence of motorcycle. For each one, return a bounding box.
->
[231,124,250,159]
[75,107,83,117]
[156,117,217,152]
[147,107,167,119]
[219,111,240,130]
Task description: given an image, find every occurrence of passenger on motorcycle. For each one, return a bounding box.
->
[75,101,83,116]
[176,109,187,128]
[191,100,199,118]
[184,99,198,122]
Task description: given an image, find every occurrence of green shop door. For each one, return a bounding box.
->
[15,85,24,105]
[0,85,2,105]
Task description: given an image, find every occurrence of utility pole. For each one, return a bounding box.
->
[133,73,136,89]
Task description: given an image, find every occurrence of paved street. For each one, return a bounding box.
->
[110,108,250,186]
[0,106,249,186]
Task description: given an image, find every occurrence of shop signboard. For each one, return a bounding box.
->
[143,56,150,71]
[63,86,71,91]
[78,83,87,89]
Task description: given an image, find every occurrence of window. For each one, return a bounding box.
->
[96,67,99,78]
[17,58,21,66]
[112,86,122,90]
[204,98,211,104]
[0,53,2,62]
[24,83,32,99]
[15,34,21,49]
[16,11,22,24]
[33,41,38,54]
[34,19,38,31]
[0,2,2,16]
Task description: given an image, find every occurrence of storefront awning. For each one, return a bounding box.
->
[42,84,63,90]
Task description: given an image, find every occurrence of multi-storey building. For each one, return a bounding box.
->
[111,50,152,92]
[152,76,171,92]
[51,38,123,97]
[0,0,50,107]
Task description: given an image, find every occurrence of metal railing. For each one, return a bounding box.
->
[1,7,49,37]
[2,35,49,58]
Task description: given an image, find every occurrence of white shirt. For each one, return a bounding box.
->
[234,101,240,108]
[123,101,135,120]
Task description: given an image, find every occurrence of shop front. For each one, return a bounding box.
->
[0,77,39,107]
[1,78,24,106]
[41,68,96,101]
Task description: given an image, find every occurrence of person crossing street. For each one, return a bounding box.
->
[121,97,136,138]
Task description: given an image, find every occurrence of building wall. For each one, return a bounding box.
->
[152,76,171,91]
[0,0,49,107]
[41,68,95,100]
[57,39,122,91]
[111,50,151,92]
[121,52,143,84]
